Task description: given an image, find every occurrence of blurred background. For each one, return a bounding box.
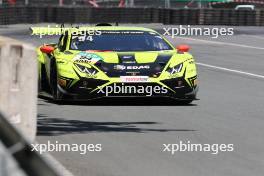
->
[1,1,264,176]
[0,0,264,8]
[1,0,264,25]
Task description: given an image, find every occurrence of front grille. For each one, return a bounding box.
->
[161,78,192,93]
[68,78,108,94]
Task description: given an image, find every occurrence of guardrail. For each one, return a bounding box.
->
[0,112,59,176]
[0,36,37,142]
[0,6,264,26]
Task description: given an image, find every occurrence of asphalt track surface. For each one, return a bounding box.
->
[1,24,264,176]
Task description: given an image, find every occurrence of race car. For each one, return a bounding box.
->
[36,24,198,104]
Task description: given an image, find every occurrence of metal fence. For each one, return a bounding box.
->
[1,0,256,8]
[0,6,264,25]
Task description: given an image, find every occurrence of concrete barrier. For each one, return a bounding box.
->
[0,36,37,143]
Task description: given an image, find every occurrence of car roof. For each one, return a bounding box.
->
[30,26,158,37]
[67,26,157,33]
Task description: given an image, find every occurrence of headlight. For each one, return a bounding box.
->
[167,63,183,74]
[75,64,98,75]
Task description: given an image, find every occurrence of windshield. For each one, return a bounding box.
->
[70,30,173,51]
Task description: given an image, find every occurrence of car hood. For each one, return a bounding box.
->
[71,51,176,77]
[71,50,175,63]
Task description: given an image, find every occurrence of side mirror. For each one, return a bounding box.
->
[40,45,55,54]
[176,45,190,53]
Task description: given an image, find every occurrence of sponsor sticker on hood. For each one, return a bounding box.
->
[73,52,103,64]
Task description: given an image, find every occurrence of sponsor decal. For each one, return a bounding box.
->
[126,72,140,76]
[84,74,97,79]
[114,65,126,70]
[73,52,103,64]
[118,54,136,63]
[114,65,150,70]
[120,76,149,83]
[169,73,181,78]
[122,55,133,59]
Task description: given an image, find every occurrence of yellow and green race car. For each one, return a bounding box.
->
[36,24,198,104]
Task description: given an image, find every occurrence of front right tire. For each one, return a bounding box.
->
[38,64,50,93]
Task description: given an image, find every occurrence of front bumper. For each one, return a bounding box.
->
[57,76,198,101]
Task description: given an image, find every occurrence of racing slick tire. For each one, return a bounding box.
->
[38,64,50,93]
[50,58,63,102]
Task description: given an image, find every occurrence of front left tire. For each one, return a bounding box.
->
[38,64,50,93]
[50,58,63,101]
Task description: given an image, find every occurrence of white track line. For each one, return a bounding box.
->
[175,36,264,50]
[197,62,264,79]
[42,151,74,176]
[172,36,264,78]
[246,35,264,40]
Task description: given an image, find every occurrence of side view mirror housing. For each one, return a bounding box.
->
[40,45,55,54]
[176,45,190,53]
